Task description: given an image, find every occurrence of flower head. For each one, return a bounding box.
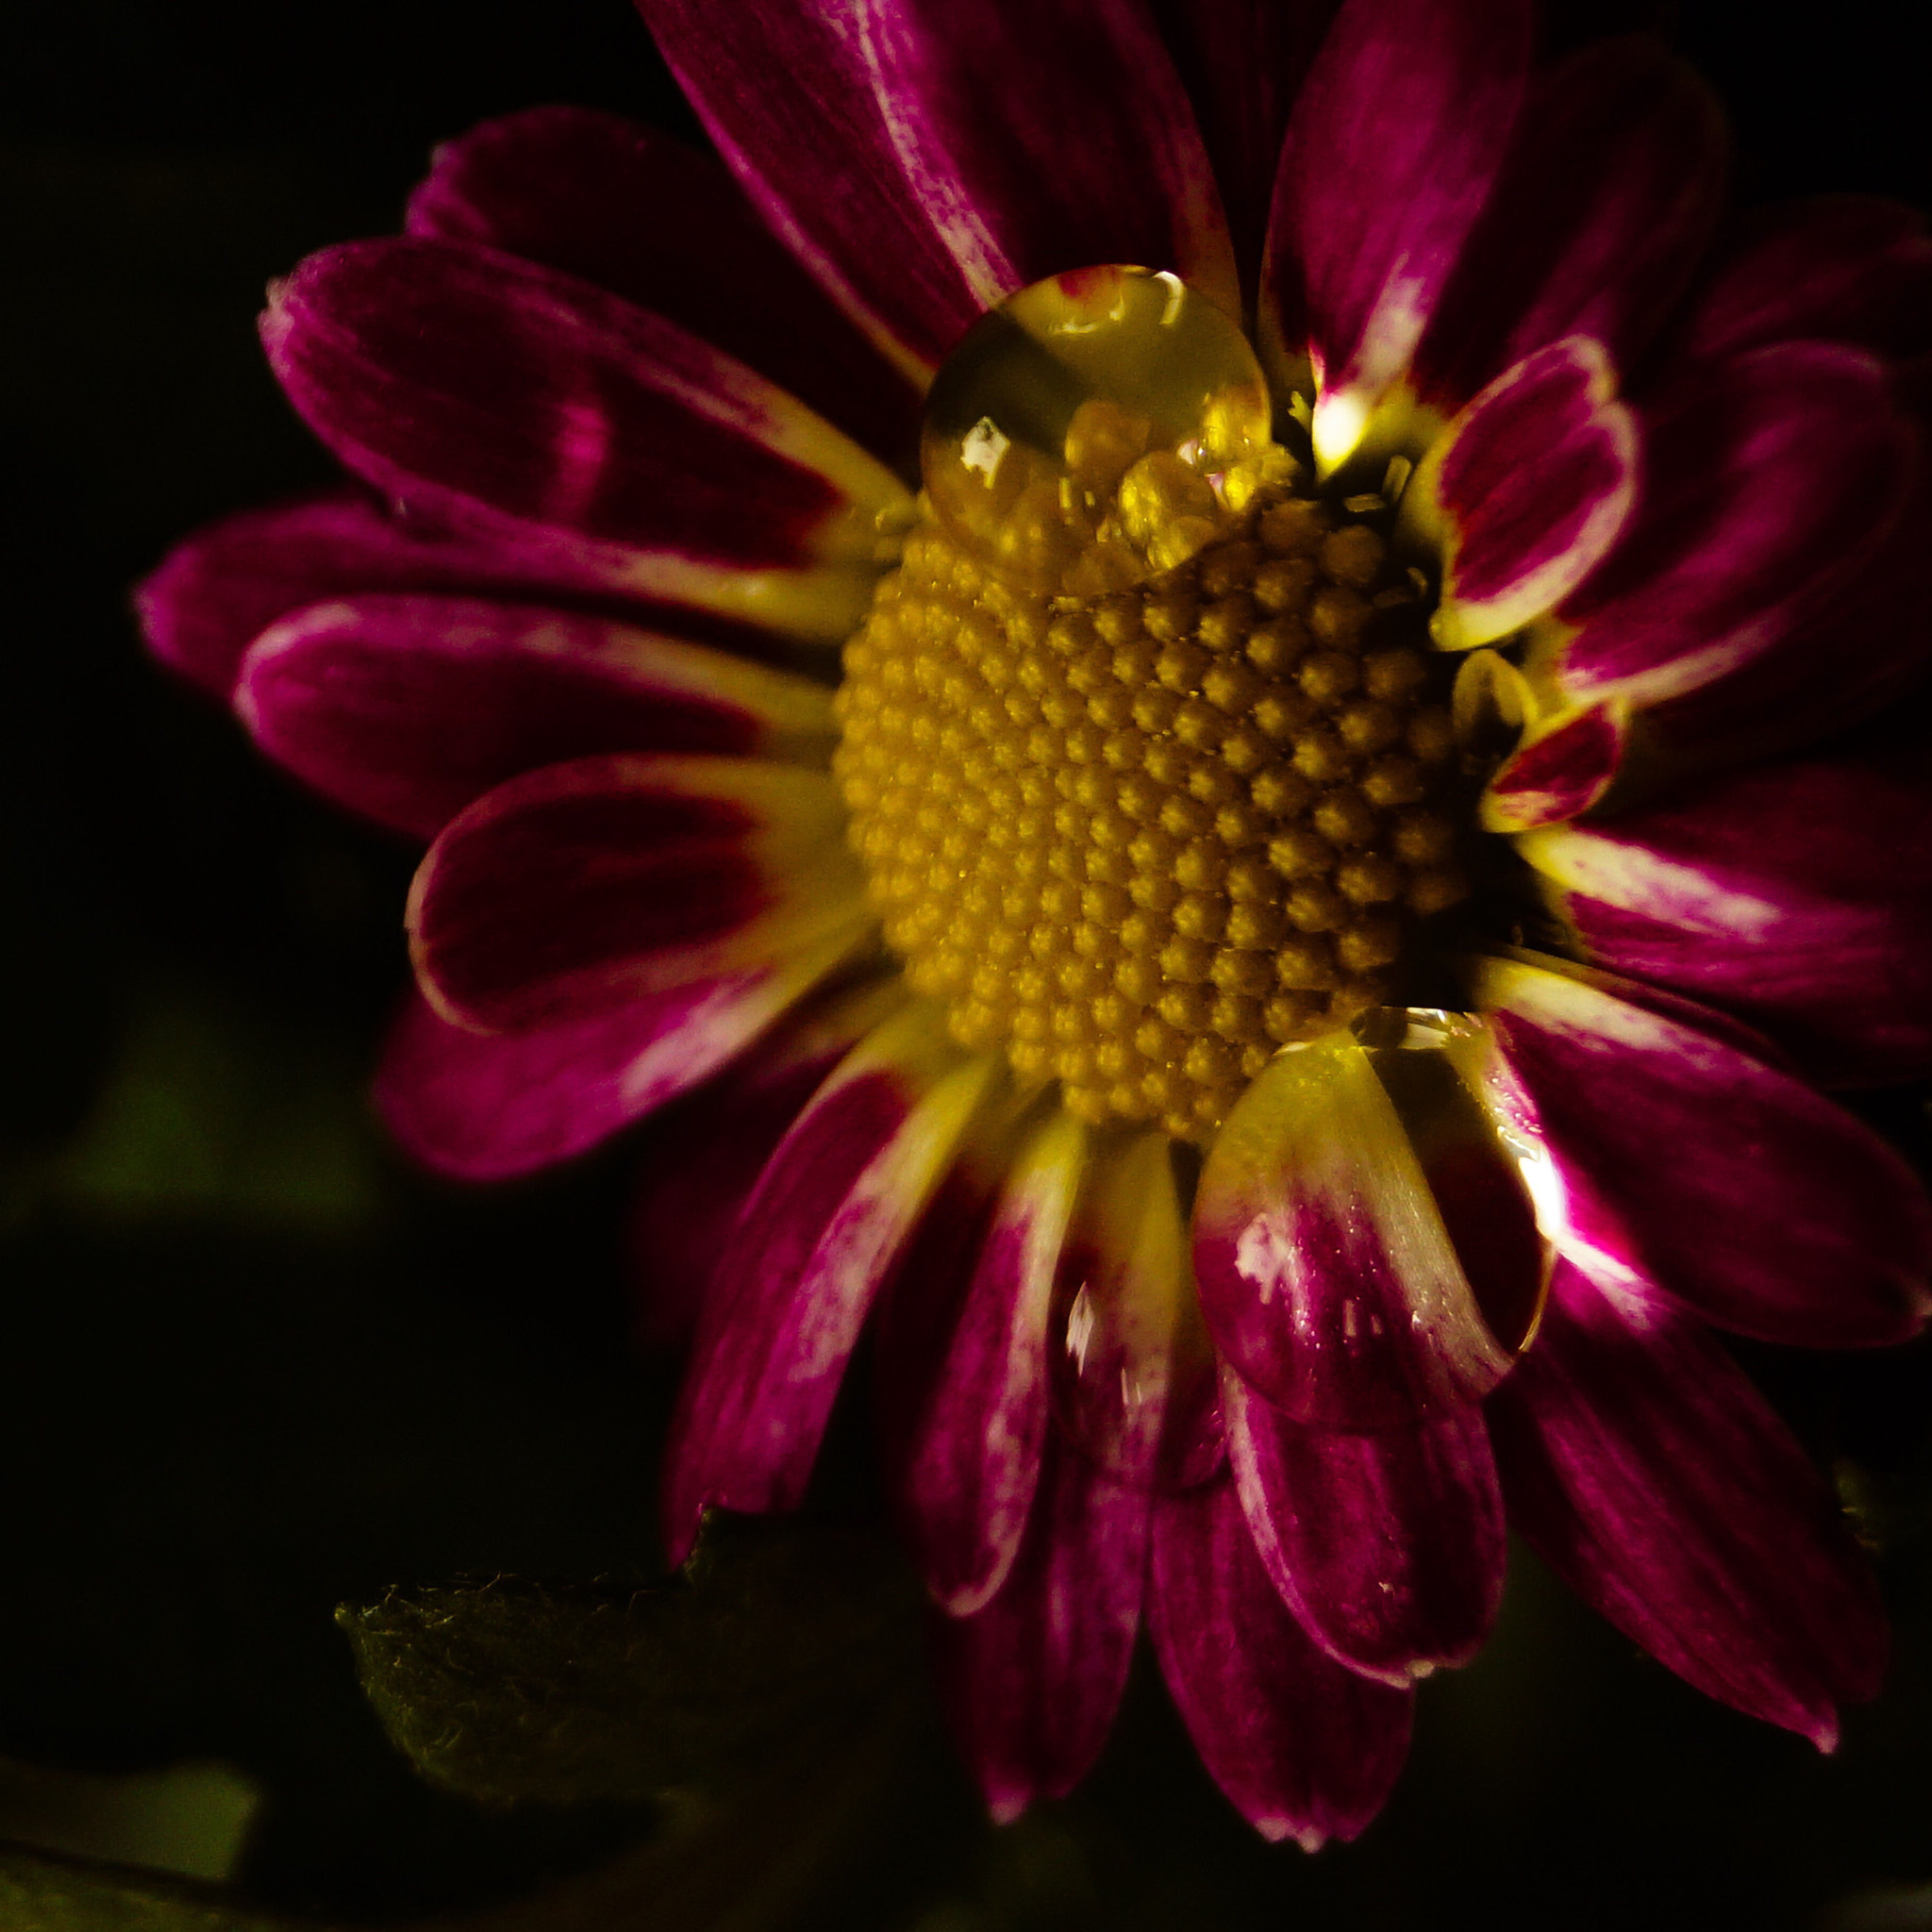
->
[140,0,1932,1846]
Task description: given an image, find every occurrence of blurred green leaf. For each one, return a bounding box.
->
[0,1847,307,1932]
[338,1515,928,1811]
[35,987,384,1235]
[0,1757,261,1884]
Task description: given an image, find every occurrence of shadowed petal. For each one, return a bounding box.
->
[902,1109,1090,1614]
[1149,1478,1413,1846]
[1517,740,1932,1087]
[262,238,908,644]
[662,1007,1005,1562]
[1480,702,1625,833]
[408,755,866,1031]
[1267,0,1533,465]
[1634,466,1932,770]
[136,488,652,701]
[636,0,978,378]
[1192,1030,1516,1430]
[1148,0,1340,304]
[237,595,837,839]
[1224,1368,1504,1685]
[1424,337,1638,648]
[1049,1130,1222,1489]
[626,977,908,1348]
[1551,343,1914,708]
[857,0,1239,320]
[375,933,863,1180]
[407,105,923,459]
[1471,953,1932,1348]
[1682,195,1932,364]
[935,1431,1148,1822]
[1489,1257,1888,1748]
[1416,37,1726,405]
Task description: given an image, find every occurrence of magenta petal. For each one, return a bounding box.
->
[375,956,844,1180]
[1635,464,1932,767]
[636,0,979,375]
[1554,343,1914,706]
[660,1012,1002,1562]
[1429,337,1638,647]
[136,488,630,702]
[237,595,836,840]
[407,755,860,1031]
[1683,195,1932,365]
[1519,738,1932,1087]
[1472,955,1932,1349]
[1488,1257,1887,1748]
[1224,1369,1504,1686]
[1049,1131,1223,1489]
[1192,1033,1516,1430]
[1149,1478,1413,1846]
[405,105,922,460]
[261,238,904,643]
[857,0,1238,319]
[1270,0,1532,446]
[1416,37,1726,406]
[873,1161,1008,1478]
[902,1111,1089,1614]
[1150,0,1340,301]
[1480,703,1625,833]
[934,1431,1148,1823]
[627,978,906,1348]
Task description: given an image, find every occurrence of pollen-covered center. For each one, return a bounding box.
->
[831,269,1468,1143]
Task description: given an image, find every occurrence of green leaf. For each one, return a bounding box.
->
[334,1515,983,1931]
[337,1514,927,1811]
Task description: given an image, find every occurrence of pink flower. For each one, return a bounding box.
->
[139,0,1932,1847]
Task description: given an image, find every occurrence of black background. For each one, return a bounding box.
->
[2,2,1930,1925]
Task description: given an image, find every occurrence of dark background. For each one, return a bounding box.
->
[2,2,1930,1926]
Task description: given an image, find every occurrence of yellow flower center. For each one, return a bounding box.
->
[831,270,1468,1142]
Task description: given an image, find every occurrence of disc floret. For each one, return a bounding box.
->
[832,269,1468,1141]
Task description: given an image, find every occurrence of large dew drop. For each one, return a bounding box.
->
[920,266,1279,596]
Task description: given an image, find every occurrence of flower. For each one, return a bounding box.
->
[138,0,1932,1847]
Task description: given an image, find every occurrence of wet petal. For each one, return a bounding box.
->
[901,1108,1090,1614]
[934,1431,1148,1822]
[1424,337,1639,649]
[1517,740,1932,1087]
[407,105,923,459]
[1149,1477,1413,1846]
[661,1007,1004,1562]
[262,238,908,645]
[1192,1029,1518,1430]
[408,755,866,1031]
[1049,1130,1222,1488]
[237,594,837,839]
[1416,37,1726,405]
[1224,1368,1504,1685]
[375,938,860,1180]
[857,0,1239,321]
[1488,1257,1887,1749]
[1550,343,1915,708]
[1682,195,1932,364]
[1471,953,1932,1348]
[1480,702,1626,833]
[1267,0,1533,465]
